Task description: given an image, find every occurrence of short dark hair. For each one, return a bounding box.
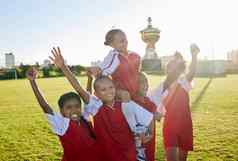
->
[58,92,82,109]
[104,29,125,46]
[93,75,113,91]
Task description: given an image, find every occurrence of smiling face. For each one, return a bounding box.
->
[60,98,82,121]
[94,77,116,104]
[166,53,186,80]
[110,32,128,53]
[58,92,82,121]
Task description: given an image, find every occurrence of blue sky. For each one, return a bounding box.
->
[1,0,238,66]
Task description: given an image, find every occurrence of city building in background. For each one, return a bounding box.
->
[5,53,15,68]
[160,55,173,70]
[42,59,51,68]
[91,60,101,67]
[197,60,226,76]
[226,49,238,73]
[227,49,238,64]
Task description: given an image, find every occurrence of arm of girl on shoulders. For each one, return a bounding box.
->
[86,70,93,94]
[88,49,120,77]
[87,66,102,78]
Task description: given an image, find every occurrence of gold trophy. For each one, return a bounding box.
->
[140,17,161,72]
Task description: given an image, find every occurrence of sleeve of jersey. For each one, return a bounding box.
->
[177,77,194,92]
[45,112,70,136]
[83,95,103,121]
[97,50,120,76]
[122,101,153,130]
[148,85,168,116]
[121,101,138,132]
[148,85,167,116]
[133,101,153,127]
[148,86,162,108]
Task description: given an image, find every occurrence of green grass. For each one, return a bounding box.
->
[0,75,237,161]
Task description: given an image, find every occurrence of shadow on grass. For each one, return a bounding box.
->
[191,78,213,110]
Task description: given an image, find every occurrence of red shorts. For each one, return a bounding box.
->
[163,127,193,151]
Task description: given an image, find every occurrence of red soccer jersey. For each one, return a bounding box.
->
[111,53,141,97]
[163,84,193,151]
[59,119,100,161]
[93,101,137,161]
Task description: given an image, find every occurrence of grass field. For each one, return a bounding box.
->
[0,75,237,161]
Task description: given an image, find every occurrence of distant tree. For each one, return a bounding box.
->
[70,65,86,75]
[17,63,31,78]
[0,69,16,80]
[52,66,63,76]
[42,67,50,78]
[35,62,40,68]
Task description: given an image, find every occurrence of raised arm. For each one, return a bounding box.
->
[186,43,200,82]
[26,68,53,114]
[49,47,90,104]
[87,66,102,78]
[86,71,93,94]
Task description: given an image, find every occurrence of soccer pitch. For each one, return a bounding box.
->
[0,75,237,161]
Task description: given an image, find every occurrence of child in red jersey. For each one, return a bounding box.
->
[49,47,154,161]
[88,29,141,99]
[26,68,100,161]
[135,72,163,161]
[149,44,200,161]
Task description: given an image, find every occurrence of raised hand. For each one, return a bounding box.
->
[49,47,65,68]
[87,67,102,77]
[190,43,200,57]
[48,46,90,103]
[26,67,38,81]
[186,43,199,81]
